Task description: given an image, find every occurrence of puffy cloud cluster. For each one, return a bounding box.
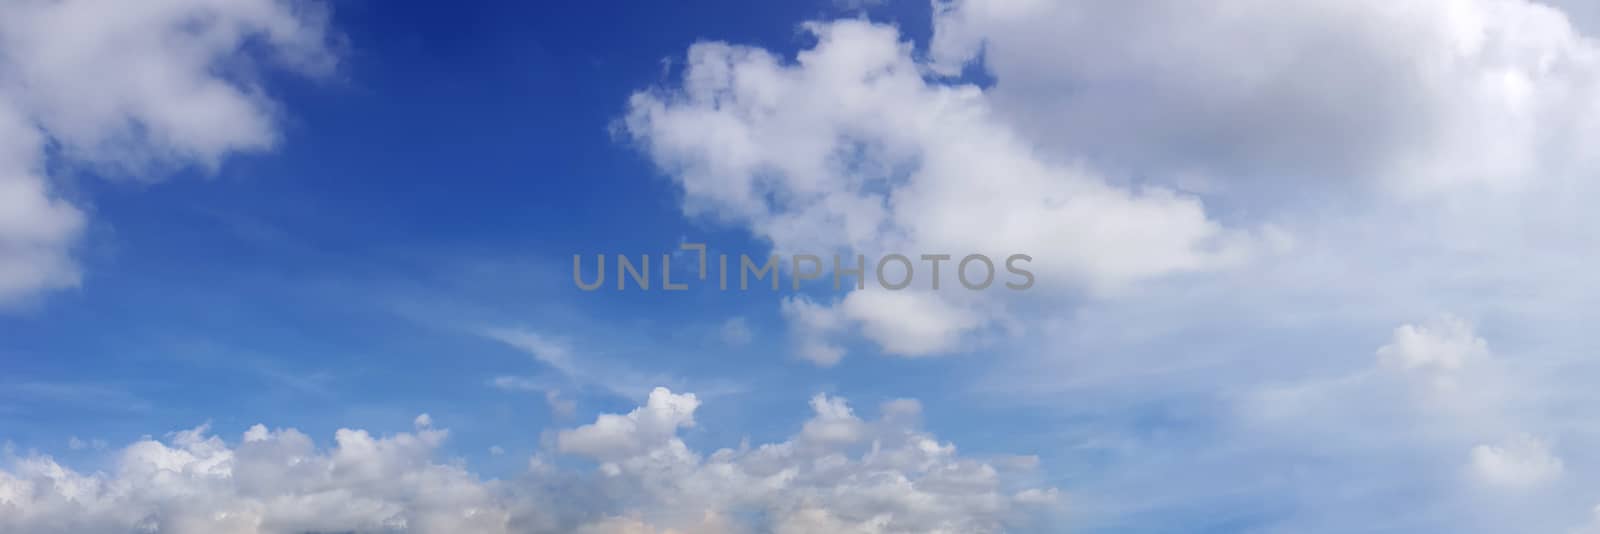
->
[0,0,335,305]
[0,388,1054,533]
[625,0,1600,367]
[556,388,1053,533]
[624,20,1270,362]
[0,417,512,533]
[625,5,1600,525]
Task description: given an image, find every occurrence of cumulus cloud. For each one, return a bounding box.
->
[1377,315,1492,372]
[1245,316,1511,437]
[0,388,1053,533]
[1470,433,1564,489]
[607,3,1600,527]
[627,0,1600,357]
[624,19,1268,362]
[931,0,1600,195]
[557,387,700,464]
[839,290,982,357]
[554,388,1055,533]
[0,0,336,305]
[614,0,1600,530]
[0,418,514,534]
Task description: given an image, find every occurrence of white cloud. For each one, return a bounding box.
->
[1216,316,1579,531]
[799,394,866,446]
[0,0,335,305]
[1,421,514,534]
[482,328,577,376]
[1378,315,1491,372]
[719,317,753,347]
[489,375,546,392]
[546,389,577,418]
[613,0,1600,530]
[554,388,1057,533]
[0,104,82,303]
[839,290,982,356]
[780,289,989,362]
[624,19,1266,362]
[1375,316,1499,397]
[482,327,691,402]
[557,387,700,463]
[780,296,849,366]
[606,3,1600,527]
[1244,316,1513,435]
[1470,434,1564,489]
[930,0,1600,196]
[65,436,105,451]
[0,388,1053,534]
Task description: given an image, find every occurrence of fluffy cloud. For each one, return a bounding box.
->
[780,290,985,364]
[624,20,1269,362]
[622,5,1600,528]
[625,0,1600,364]
[555,389,1053,534]
[931,0,1600,195]
[0,418,512,534]
[0,388,1054,533]
[0,0,334,305]
[1377,316,1491,372]
[557,387,700,464]
[1245,316,1516,441]
[1470,434,1564,489]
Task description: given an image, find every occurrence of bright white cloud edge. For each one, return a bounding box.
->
[0,387,1055,534]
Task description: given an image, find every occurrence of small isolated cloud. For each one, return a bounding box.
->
[719,317,753,347]
[1470,434,1564,490]
[1378,315,1490,372]
[489,375,545,392]
[833,0,885,10]
[545,389,577,418]
[65,436,106,451]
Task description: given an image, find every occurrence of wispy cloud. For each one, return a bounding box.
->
[478,326,744,402]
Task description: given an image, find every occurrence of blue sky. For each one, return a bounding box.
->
[1,0,974,459]
[7,0,1600,533]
